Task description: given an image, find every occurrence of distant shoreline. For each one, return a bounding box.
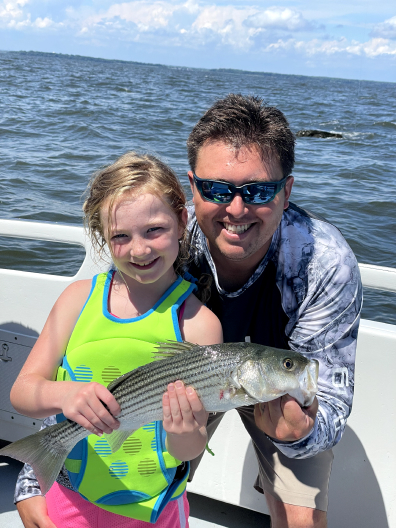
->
[2,49,394,85]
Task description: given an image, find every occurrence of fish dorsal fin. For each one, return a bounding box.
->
[152,340,197,359]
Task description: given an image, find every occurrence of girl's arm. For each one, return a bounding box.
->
[163,294,223,460]
[10,280,120,436]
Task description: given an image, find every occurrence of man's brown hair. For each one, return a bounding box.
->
[187,94,295,177]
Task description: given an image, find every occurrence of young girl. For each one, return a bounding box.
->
[11,152,223,528]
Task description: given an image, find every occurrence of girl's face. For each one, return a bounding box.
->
[101,192,186,286]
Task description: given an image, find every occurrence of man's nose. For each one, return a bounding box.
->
[226,194,248,218]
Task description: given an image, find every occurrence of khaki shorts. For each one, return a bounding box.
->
[188,406,333,512]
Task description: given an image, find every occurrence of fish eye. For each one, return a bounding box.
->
[283,358,294,370]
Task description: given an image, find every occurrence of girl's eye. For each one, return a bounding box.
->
[148,227,162,233]
[111,234,127,240]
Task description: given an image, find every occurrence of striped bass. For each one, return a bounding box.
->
[0,341,318,494]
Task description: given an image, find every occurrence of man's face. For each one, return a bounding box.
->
[188,141,294,267]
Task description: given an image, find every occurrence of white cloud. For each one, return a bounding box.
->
[371,16,396,40]
[244,7,316,32]
[79,0,199,33]
[0,0,56,29]
[1,0,395,63]
[190,5,257,48]
[264,36,396,58]
[33,16,52,28]
[72,3,318,50]
[0,0,29,21]
[93,2,176,29]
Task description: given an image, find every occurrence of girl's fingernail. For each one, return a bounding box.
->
[186,387,194,395]
[168,384,175,392]
[175,381,183,389]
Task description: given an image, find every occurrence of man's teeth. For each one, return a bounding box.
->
[223,223,251,234]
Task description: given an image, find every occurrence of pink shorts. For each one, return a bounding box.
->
[46,482,190,528]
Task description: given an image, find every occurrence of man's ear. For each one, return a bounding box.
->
[188,171,195,203]
[284,176,294,210]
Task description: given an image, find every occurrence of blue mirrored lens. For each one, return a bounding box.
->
[195,174,286,204]
[242,184,274,204]
[202,181,233,203]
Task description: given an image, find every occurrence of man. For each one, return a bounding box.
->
[184,94,362,527]
[15,95,362,528]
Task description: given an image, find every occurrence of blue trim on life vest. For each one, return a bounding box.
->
[56,412,66,423]
[71,437,88,492]
[78,274,98,319]
[68,438,84,461]
[155,421,176,486]
[150,462,190,523]
[56,412,88,493]
[168,462,190,502]
[61,355,77,381]
[182,271,199,284]
[171,281,197,342]
[95,489,152,506]
[102,272,184,324]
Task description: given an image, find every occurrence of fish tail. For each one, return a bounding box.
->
[0,421,82,495]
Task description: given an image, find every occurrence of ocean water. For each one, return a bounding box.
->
[0,51,395,324]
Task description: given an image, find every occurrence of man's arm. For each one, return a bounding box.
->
[14,417,58,527]
[256,216,363,458]
[17,496,56,528]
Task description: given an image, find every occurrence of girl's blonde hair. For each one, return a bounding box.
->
[83,152,189,274]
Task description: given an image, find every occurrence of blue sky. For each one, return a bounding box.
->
[1,0,395,82]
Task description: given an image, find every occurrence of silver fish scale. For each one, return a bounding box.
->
[112,344,253,421]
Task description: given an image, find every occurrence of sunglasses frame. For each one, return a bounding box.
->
[193,173,290,205]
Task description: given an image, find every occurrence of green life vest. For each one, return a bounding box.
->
[56,271,196,523]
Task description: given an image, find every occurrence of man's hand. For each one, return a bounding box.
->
[17,496,57,528]
[254,395,318,442]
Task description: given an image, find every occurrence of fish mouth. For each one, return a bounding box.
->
[299,360,319,407]
[287,359,319,407]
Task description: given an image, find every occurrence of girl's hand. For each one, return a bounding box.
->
[62,382,121,436]
[162,380,208,460]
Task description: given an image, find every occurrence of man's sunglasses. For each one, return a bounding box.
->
[193,173,290,205]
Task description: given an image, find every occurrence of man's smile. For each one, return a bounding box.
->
[222,222,255,235]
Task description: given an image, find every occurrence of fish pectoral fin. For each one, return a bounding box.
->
[230,368,242,389]
[105,429,136,453]
[153,340,198,359]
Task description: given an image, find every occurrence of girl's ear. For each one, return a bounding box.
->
[178,208,188,238]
